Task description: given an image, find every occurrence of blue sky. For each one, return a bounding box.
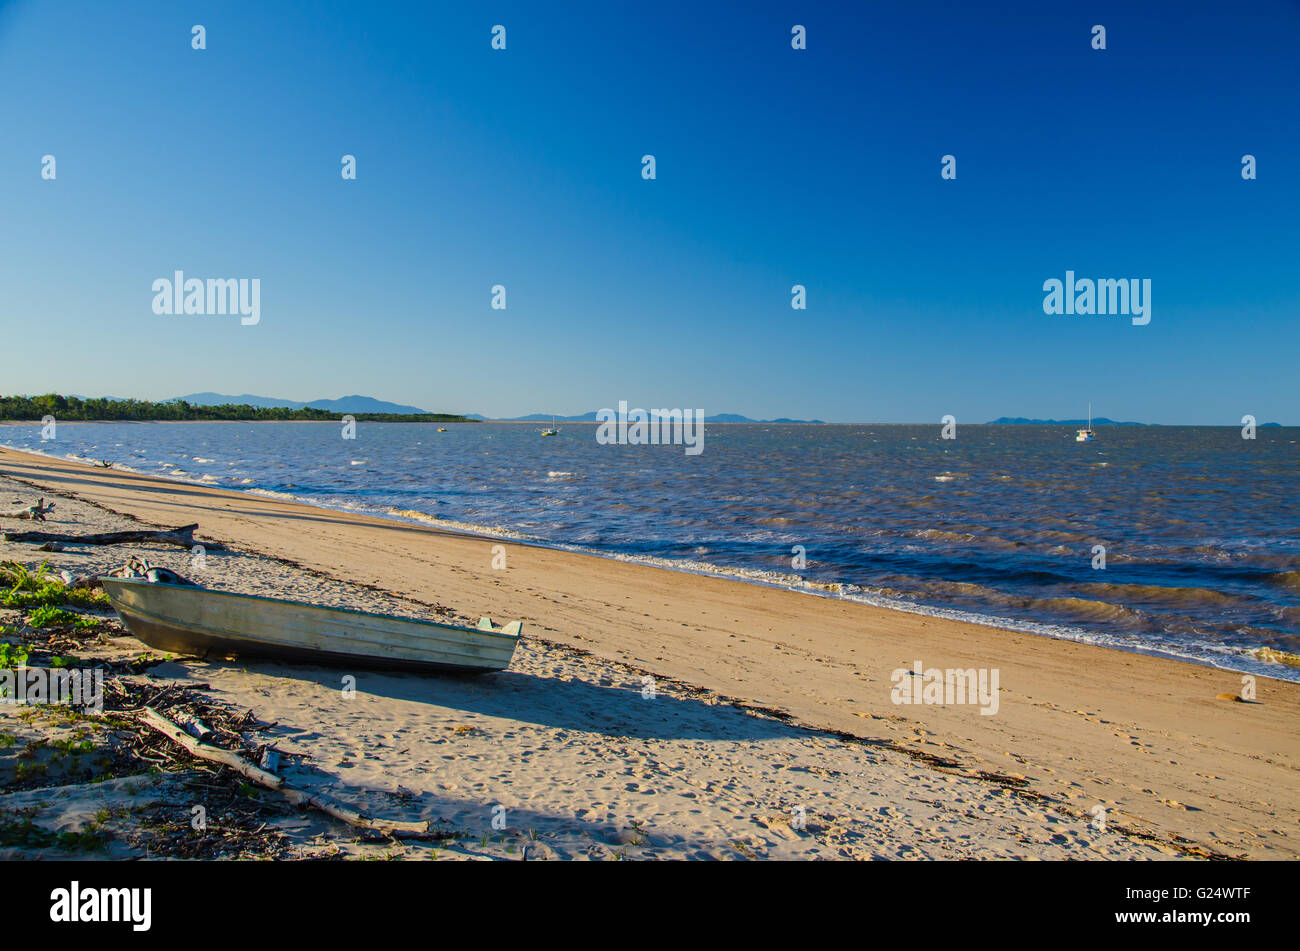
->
[1,0,1296,423]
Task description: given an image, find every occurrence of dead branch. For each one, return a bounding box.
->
[138,707,433,838]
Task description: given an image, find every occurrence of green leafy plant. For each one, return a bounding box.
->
[25,605,100,630]
[0,815,109,852]
[0,561,47,591]
[52,737,96,755]
[0,562,109,610]
[27,606,76,628]
[0,642,29,670]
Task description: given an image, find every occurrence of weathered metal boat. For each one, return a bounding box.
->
[101,578,521,673]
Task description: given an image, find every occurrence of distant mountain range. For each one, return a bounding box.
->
[470,410,821,420]
[467,412,827,423]
[986,416,1144,426]
[986,417,1282,426]
[176,393,433,415]
[168,395,827,422]
[62,396,1265,426]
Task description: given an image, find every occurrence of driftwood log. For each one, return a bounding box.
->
[140,708,282,786]
[0,498,55,521]
[1,523,219,549]
[139,708,434,838]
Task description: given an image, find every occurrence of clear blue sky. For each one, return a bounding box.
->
[1,0,1296,423]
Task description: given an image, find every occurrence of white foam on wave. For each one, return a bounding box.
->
[269,494,1294,681]
[246,488,303,501]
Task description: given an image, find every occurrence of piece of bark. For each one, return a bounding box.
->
[173,711,213,741]
[138,708,433,838]
[2,523,219,549]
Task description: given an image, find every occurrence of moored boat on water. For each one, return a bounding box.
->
[1076,403,1096,442]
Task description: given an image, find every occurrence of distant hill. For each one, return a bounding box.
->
[177,393,433,415]
[986,417,1283,427]
[473,411,825,424]
[986,417,1147,426]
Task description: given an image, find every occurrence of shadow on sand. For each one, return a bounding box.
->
[208,657,806,743]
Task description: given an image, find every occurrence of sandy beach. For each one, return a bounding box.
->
[2,446,1297,860]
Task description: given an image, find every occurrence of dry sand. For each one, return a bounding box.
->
[2,446,1296,860]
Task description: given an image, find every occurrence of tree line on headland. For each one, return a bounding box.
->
[0,395,470,423]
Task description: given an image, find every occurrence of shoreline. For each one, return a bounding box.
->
[2,445,1298,858]
[4,441,1292,684]
[6,419,1293,427]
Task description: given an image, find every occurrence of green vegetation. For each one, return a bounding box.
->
[14,761,47,781]
[0,394,469,423]
[0,814,110,852]
[0,561,110,610]
[27,605,99,630]
[52,736,96,755]
[0,643,29,670]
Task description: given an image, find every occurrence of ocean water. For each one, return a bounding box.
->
[5,421,1298,680]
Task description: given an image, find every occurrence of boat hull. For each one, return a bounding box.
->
[102,579,519,674]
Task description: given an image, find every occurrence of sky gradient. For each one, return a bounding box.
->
[1,0,1296,423]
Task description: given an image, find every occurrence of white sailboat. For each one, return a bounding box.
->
[541,416,559,436]
[1075,404,1095,442]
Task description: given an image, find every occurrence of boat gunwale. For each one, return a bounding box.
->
[99,577,522,642]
